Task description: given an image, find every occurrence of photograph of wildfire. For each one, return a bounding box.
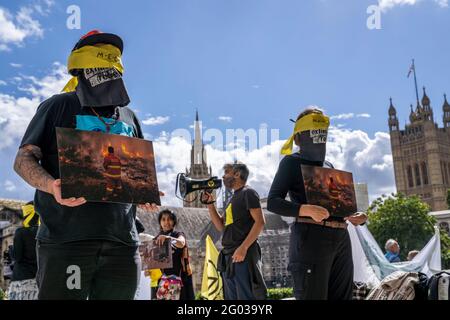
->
[56,127,161,205]
[301,165,357,218]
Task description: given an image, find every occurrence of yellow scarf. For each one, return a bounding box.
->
[280,112,330,155]
[62,44,124,92]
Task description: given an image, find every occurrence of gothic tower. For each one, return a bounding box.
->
[183,110,214,208]
[388,90,450,211]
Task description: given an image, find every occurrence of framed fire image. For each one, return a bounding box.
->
[139,240,173,270]
[301,165,357,218]
[56,127,161,205]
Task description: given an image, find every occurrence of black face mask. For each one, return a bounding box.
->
[75,68,130,107]
[223,175,235,189]
[297,130,327,162]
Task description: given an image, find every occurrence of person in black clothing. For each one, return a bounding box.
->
[12,202,39,281]
[154,209,194,300]
[8,201,39,300]
[13,30,161,300]
[202,162,267,300]
[267,107,367,300]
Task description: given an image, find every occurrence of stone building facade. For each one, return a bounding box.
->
[0,199,26,290]
[388,89,450,211]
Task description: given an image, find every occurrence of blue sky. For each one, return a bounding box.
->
[1,0,449,205]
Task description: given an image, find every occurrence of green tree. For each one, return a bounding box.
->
[447,189,450,209]
[440,231,450,269]
[367,193,436,261]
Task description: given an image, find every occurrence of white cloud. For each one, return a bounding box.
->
[10,63,22,68]
[0,62,70,150]
[4,180,16,192]
[330,113,354,120]
[326,128,395,200]
[0,1,53,51]
[330,113,371,120]
[435,0,449,7]
[0,80,6,86]
[142,116,170,126]
[32,0,54,16]
[378,0,448,11]
[152,127,395,207]
[218,116,232,123]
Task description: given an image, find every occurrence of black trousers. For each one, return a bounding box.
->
[288,222,353,300]
[36,240,141,300]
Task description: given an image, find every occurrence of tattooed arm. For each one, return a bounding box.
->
[14,144,54,193]
[14,144,86,207]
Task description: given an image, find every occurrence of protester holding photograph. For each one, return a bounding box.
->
[13,30,161,300]
[267,107,368,300]
[154,209,194,300]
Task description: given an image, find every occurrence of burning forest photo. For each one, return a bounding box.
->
[301,165,357,218]
[56,128,161,205]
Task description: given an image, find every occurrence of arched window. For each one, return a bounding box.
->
[447,162,450,186]
[445,162,449,185]
[443,162,448,184]
[407,165,414,188]
[441,161,449,185]
[414,163,421,186]
[421,162,429,185]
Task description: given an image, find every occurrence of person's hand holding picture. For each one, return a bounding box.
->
[299,204,330,222]
[139,191,165,212]
[344,212,368,226]
[50,179,86,207]
[154,234,169,246]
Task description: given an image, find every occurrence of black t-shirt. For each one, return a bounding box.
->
[222,186,261,252]
[267,152,343,221]
[12,226,38,281]
[20,92,144,245]
[160,230,185,277]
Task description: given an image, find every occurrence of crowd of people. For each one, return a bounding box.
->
[6,29,391,301]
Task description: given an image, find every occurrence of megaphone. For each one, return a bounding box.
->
[176,173,222,204]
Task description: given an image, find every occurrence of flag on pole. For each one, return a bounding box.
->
[407,61,415,78]
[201,235,223,300]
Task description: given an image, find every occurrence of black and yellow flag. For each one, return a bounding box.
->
[201,235,223,300]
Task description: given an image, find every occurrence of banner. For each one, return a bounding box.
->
[349,224,442,287]
[201,235,223,300]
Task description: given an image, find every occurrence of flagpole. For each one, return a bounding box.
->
[412,59,420,105]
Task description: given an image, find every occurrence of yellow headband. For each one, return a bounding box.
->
[280,113,330,155]
[22,204,40,228]
[62,44,124,93]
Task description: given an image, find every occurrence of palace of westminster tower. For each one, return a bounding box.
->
[388,87,450,211]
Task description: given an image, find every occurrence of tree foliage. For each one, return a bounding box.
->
[367,193,436,261]
[447,189,450,209]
